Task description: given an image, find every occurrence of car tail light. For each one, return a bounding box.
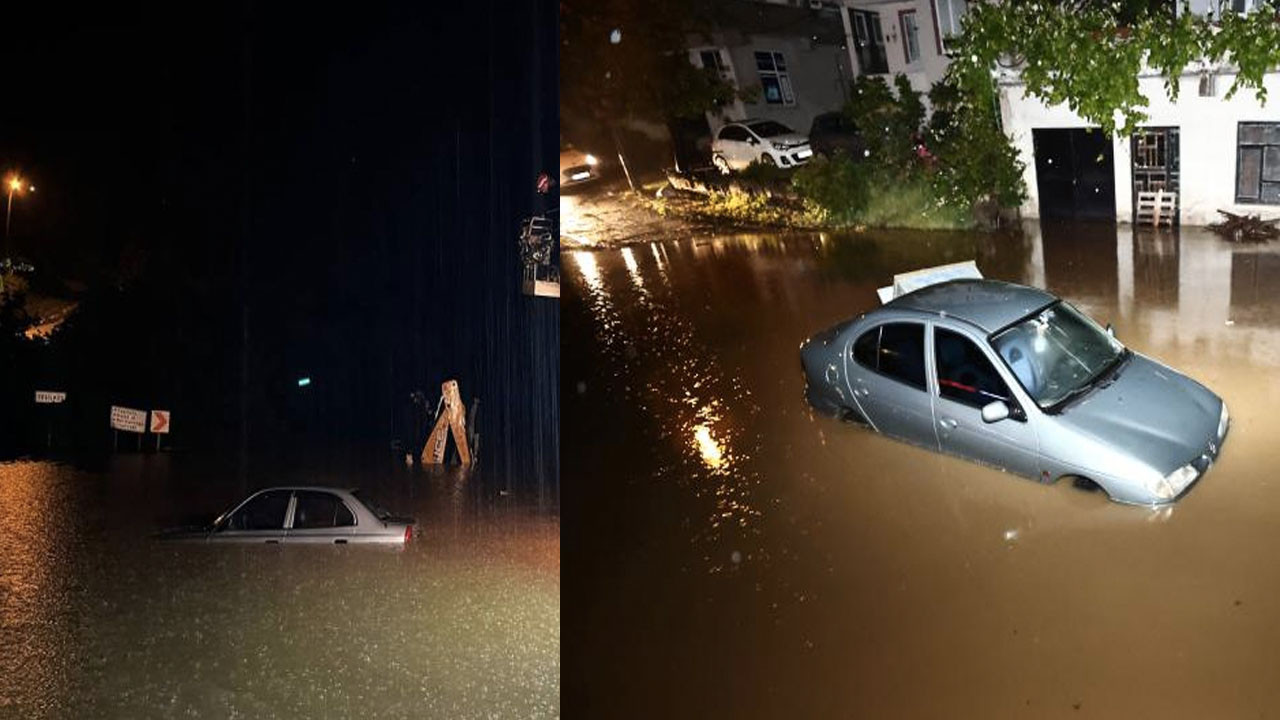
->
[404,525,413,543]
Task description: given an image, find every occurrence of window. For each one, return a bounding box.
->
[853,327,879,368]
[934,328,1013,409]
[900,10,921,64]
[991,302,1125,409]
[718,125,751,142]
[879,324,926,389]
[746,120,793,138]
[1236,122,1280,204]
[292,491,356,529]
[754,51,794,105]
[696,48,735,84]
[931,0,968,54]
[851,323,926,390]
[851,10,889,75]
[226,490,291,531]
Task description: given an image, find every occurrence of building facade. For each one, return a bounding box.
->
[837,0,964,96]
[999,61,1280,226]
[687,2,851,136]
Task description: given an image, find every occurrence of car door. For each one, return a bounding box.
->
[739,126,763,164]
[721,126,752,168]
[931,324,1042,478]
[283,490,358,544]
[209,489,291,544]
[845,321,939,450]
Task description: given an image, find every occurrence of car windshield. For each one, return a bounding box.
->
[990,301,1126,410]
[748,121,792,138]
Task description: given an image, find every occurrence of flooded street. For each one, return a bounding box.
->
[0,454,559,718]
[564,222,1280,717]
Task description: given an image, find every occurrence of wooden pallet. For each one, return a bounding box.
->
[1136,190,1177,227]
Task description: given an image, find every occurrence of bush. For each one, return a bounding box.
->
[791,153,869,226]
[736,160,794,185]
[858,176,973,230]
[846,74,925,176]
[926,79,1026,213]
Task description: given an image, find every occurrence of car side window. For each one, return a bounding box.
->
[853,326,879,368]
[720,126,745,142]
[292,491,356,529]
[851,323,926,390]
[227,490,291,531]
[934,327,1013,408]
[878,323,926,390]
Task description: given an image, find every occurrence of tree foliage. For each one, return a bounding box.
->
[926,79,1027,211]
[951,1,1280,136]
[845,75,925,174]
[560,0,739,123]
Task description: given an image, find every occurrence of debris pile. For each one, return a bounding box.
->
[1209,209,1280,243]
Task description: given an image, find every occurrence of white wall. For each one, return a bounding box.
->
[999,70,1280,225]
[843,0,953,93]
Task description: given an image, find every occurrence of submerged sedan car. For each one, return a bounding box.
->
[801,279,1229,505]
[158,486,416,544]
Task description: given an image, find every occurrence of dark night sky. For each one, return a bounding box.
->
[0,2,559,491]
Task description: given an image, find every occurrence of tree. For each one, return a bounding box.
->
[951,1,1280,136]
[560,0,740,183]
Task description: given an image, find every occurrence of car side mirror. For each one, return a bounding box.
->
[1106,323,1115,338]
[981,400,1011,423]
[747,136,759,145]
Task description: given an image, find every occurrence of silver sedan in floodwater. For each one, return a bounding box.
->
[159,486,417,544]
[801,279,1229,505]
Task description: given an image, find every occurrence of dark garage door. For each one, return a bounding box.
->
[1032,128,1116,221]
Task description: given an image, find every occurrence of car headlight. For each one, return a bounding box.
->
[585,154,598,165]
[1217,402,1229,439]
[772,141,788,150]
[1153,463,1198,500]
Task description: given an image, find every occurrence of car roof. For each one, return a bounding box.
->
[884,279,1057,334]
[250,486,359,497]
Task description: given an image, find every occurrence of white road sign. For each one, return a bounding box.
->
[150,410,171,434]
[110,405,147,433]
[35,391,67,404]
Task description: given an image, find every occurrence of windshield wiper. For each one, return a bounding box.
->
[1092,347,1132,389]
[1046,348,1131,413]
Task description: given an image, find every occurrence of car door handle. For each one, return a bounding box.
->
[938,417,958,430]
[334,539,348,545]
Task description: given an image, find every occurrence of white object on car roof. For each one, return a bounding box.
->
[876,260,983,304]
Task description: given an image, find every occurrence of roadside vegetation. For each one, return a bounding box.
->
[658,72,1024,232]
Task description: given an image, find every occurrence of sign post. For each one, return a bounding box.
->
[110,406,147,452]
[149,410,170,451]
[35,391,67,448]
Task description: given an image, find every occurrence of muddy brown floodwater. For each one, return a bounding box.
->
[564,221,1280,718]
[0,452,558,719]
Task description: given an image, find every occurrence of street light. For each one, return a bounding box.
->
[5,174,27,252]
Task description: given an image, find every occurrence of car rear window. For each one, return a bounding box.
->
[851,323,926,390]
[292,491,356,529]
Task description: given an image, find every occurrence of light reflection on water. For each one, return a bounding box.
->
[693,423,724,469]
[567,239,762,541]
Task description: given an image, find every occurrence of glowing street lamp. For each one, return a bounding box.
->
[5,174,29,251]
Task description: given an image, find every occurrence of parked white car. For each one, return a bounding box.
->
[711,119,813,173]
